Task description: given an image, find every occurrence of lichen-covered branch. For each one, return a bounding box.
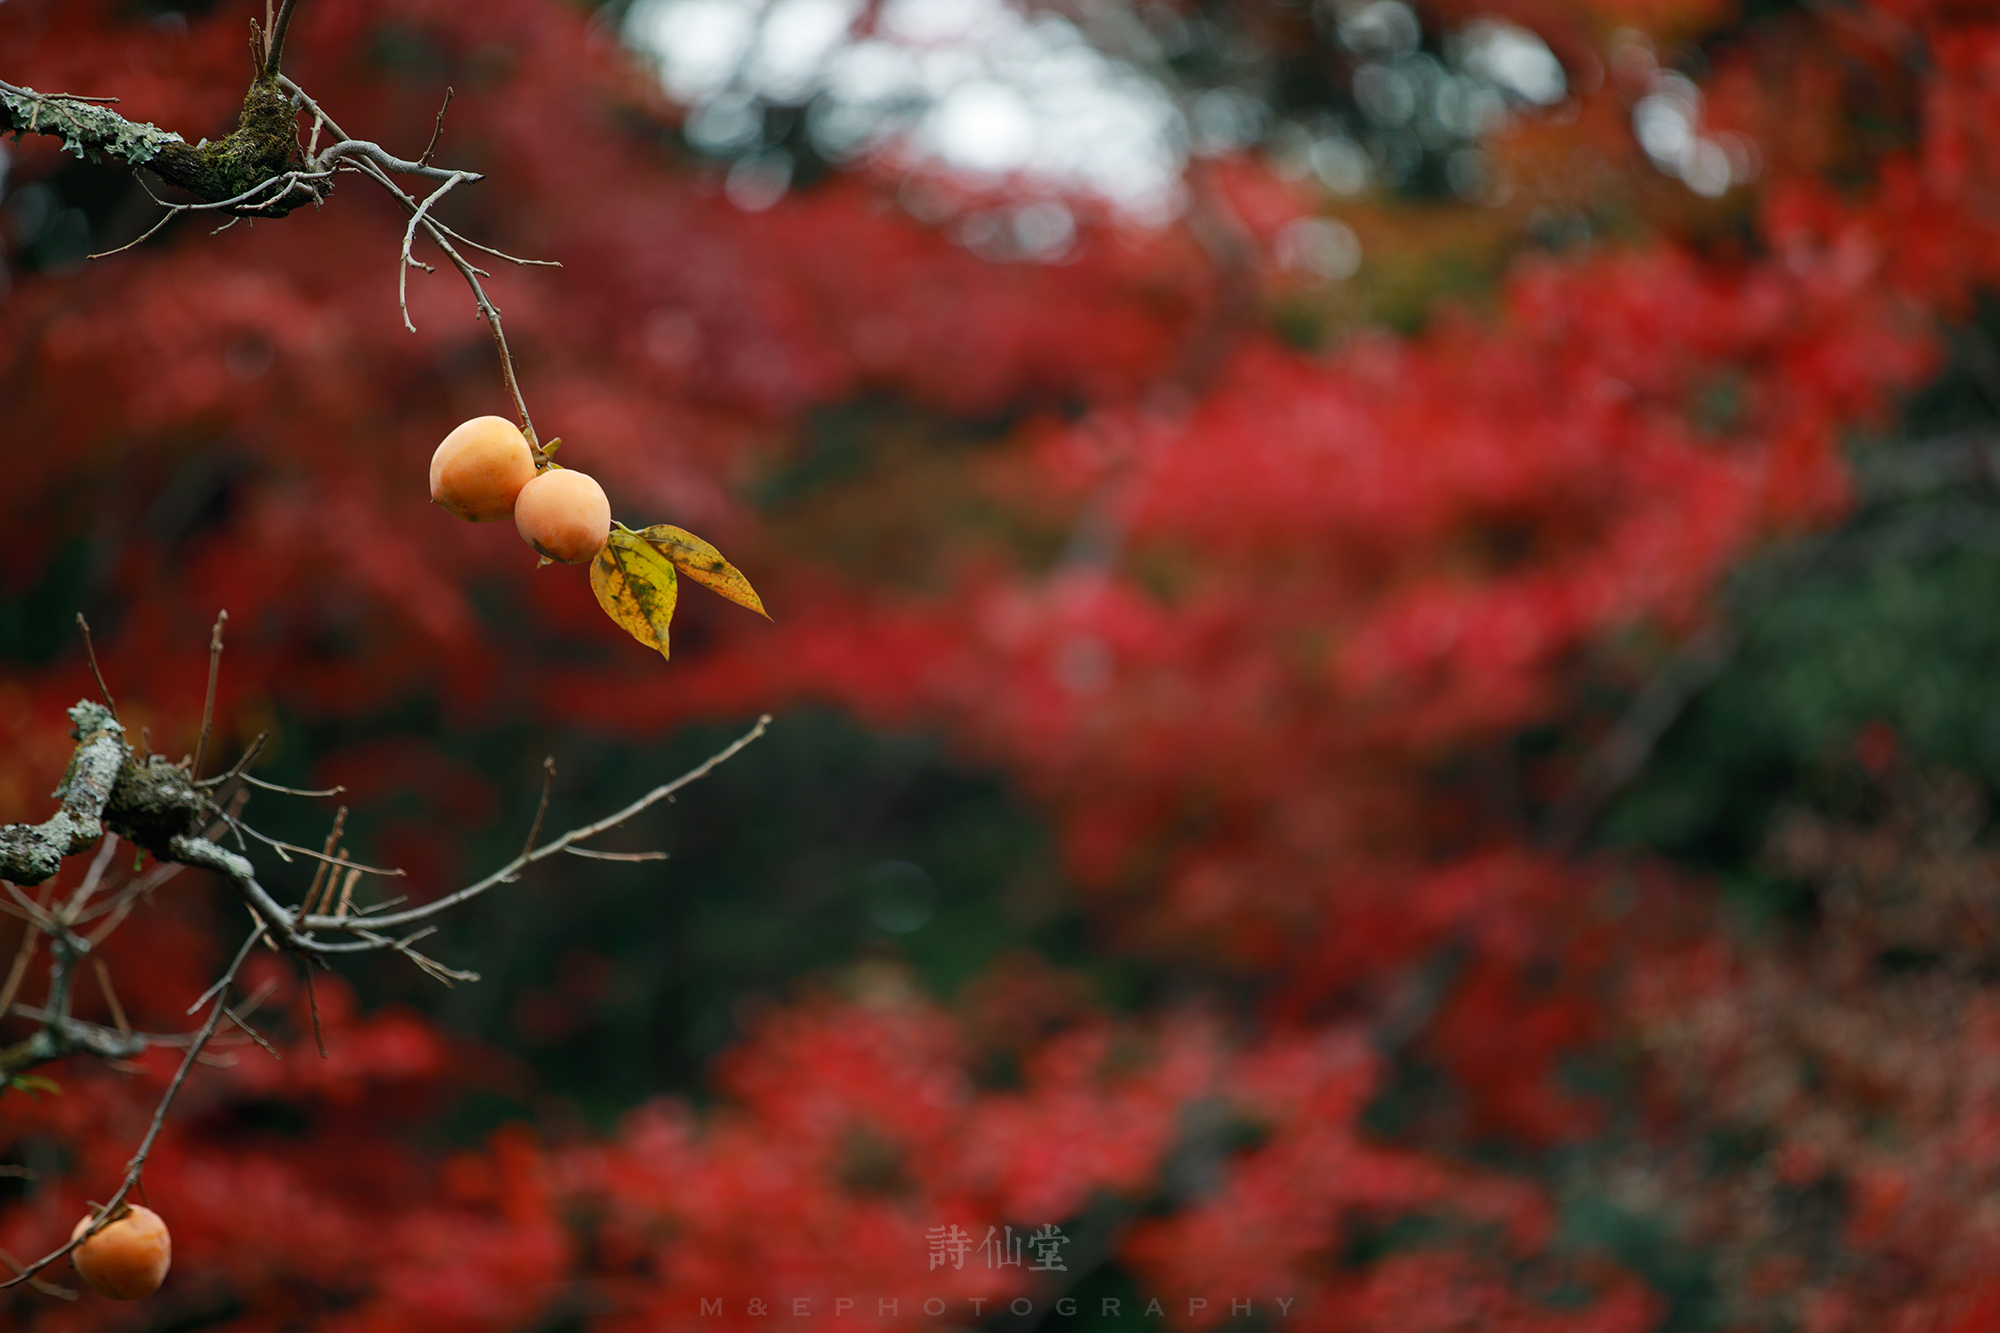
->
[0,704,127,887]
[0,76,320,217]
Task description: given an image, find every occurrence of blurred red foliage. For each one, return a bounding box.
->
[6,0,2000,1329]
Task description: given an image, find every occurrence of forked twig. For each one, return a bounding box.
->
[399,171,469,332]
[279,77,545,445]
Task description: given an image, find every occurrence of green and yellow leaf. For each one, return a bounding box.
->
[637,525,769,619]
[590,525,680,660]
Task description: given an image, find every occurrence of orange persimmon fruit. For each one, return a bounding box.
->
[430,416,538,522]
[70,1205,171,1300]
[514,467,611,564]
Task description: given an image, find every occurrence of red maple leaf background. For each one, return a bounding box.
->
[4,1,2000,1330]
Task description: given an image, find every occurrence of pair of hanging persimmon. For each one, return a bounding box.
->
[430,418,768,656]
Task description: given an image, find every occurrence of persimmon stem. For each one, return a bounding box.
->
[278,77,546,447]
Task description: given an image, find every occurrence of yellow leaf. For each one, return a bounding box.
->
[637,525,769,619]
[590,525,679,660]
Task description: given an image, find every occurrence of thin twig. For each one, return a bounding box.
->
[191,611,228,781]
[0,1247,75,1300]
[221,979,282,1060]
[84,858,189,945]
[88,205,180,260]
[278,78,539,444]
[264,0,305,78]
[399,171,468,332]
[300,807,347,917]
[303,716,770,934]
[3,883,54,931]
[74,615,117,720]
[431,219,561,269]
[418,86,454,168]
[0,925,38,1023]
[240,774,346,797]
[91,958,130,1035]
[301,966,326,1058]
[310,138,474,183]
[194,730,270,790]
[89,171,331,261]
[62,834,121,923]
[564,847,670,862]
[510,757,557,875]
[333,866,360,918]
[218,811,400,879]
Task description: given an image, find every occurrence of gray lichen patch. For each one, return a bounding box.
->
[0,701,131,885]
[0,84,184,165]
[2,76,321,217]
[0,701,211,884]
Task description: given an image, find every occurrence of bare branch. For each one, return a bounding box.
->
[91,958,130,1035]
[280,78,540,445]
[332,866,361,919]
[222,817,399,880]
[565,847,670,863]
[310,138,476,184]
[0,919,40,1023]
[431,220,562,269]
[301,966,326,1058]
[304,715,770,935]
[0,1247,76,1301]
[195,730,271,791]
[418,86,454,168]
[507,758,556,880]
[0,703,126,888]
[74,616,117,720]
[223,1003,279,1060]
[265,0,306,78]
[299,807,348,917]
[239,774,346,798]
[84,856,192,945]
[400,172,470,333]
[62,833,121,922]
[192,611,228,781]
